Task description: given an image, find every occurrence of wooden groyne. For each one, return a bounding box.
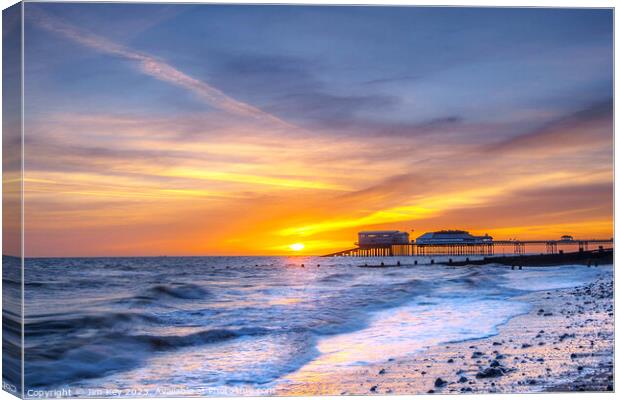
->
[445,248,613,267]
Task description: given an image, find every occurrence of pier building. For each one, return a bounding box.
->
[357,230,410,247]
[415,230,492,245]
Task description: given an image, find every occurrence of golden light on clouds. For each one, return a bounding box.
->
[160,168,347,191]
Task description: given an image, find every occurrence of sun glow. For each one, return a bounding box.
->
[289,243,305,251]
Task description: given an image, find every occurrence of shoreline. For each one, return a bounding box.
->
[275,267,614,395]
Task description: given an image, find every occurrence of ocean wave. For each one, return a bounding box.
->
[318,272,355,283]
[142,283,211,300]
[25,312,160,337]
[2,309,22,336]
[138,326,271,350]
[2,277,22,287]
[25,327,272,387]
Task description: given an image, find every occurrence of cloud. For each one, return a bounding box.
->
[485,99,612,154]
[363,116,466,138]
[203,52,480,142]
[213,53,320,95]
[361,74,420,86]
[332,172,431,211]
[267,91,399,128]
[416,181,613,235]
[27,6,291,127]
[211,52,405,130]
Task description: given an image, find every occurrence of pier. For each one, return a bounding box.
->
[322,235,613,257]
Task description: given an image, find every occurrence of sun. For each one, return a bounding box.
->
[289,243,305,251]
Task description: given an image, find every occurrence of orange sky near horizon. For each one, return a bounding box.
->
[21,109,613,257]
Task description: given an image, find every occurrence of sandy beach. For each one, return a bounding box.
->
[276,266,614,395]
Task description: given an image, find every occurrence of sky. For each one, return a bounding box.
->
[21,4,613,257]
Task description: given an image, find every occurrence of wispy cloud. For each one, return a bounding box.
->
[485,99,613,155]
[28,6,291,126]
[160,168,349,191]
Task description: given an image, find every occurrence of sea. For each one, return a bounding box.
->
[4,256,612,396]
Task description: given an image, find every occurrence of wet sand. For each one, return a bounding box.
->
[276,269,613,395]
